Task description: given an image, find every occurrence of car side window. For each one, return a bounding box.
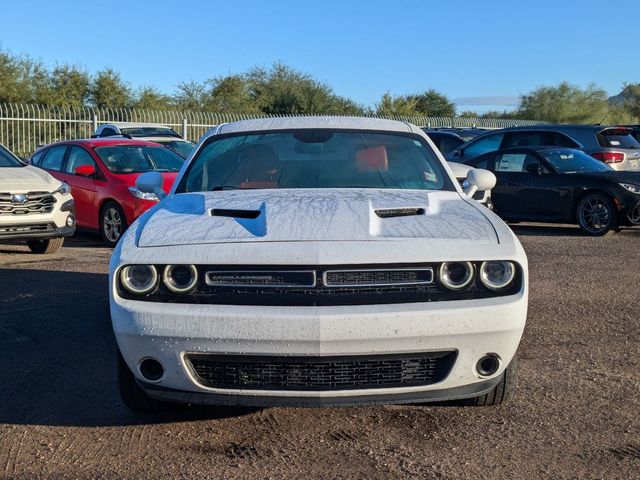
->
[100,128,117,137]
[551,132,580,148]
[472,158,490,170]
[463,133,504,157]
[65,146,97,174]
[501,131,548,148]
[494,153,540,172]
[30,149,45,166]
[40,146,67,171]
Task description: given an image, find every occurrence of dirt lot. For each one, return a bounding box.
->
[0,226,639,479]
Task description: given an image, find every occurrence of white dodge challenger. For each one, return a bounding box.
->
[109,117,528,412]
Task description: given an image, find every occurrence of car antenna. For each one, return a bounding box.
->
[595,113,608,125]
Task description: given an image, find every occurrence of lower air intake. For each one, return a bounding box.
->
[187,351,457,391]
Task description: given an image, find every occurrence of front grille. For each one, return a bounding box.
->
[187,351,457,391]
[0,223,55,236]
[324,268,433,287]
[0,192,56,216]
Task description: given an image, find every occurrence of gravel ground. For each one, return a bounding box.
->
[0,226,638,479]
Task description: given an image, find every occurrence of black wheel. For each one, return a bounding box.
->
[464,356,518,406]
[117,350,170,413]
[26,237,64,254]
[576,193,616,236]
[100,202,127,247]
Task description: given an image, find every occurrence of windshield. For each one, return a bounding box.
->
[95,145,184,173]
[120,127,181,138]
[540,149,613,173]
[597,129,640,149]
[152,139,195,158]
[177,130,453,193]
[0,145,24,167]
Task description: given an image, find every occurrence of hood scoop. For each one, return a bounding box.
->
[210,201,267,237]
[211,208,261,219]
[375,207,425,218]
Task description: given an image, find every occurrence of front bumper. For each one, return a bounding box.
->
[112,289,527,406]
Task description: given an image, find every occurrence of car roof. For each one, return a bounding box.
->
[42,138,166,148]
[99,122,172,129]
[208,116,418,139]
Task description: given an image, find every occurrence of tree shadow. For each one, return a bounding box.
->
[0,268,251,427]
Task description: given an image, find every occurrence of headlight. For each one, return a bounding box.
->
[619,183,640,194]
[120,265,158,294]
[438,262,475,290]
[53,182,71,195]
[479,261,515,290]
[128,187,159,201]
[163,265,198,293]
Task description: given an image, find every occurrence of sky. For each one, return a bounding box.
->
[2,0,639,113]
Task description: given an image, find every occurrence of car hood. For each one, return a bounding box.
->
[110,171,178,190]
[0,166,59,192]
[135,189,498,248]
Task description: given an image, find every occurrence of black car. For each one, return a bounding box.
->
[447,125,640,173]
[422,130,465,154]
[463,147,640,235]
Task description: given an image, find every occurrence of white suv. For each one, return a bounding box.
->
[0,144,75,253]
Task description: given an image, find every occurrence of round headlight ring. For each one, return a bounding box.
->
[163,264,198,293]
[439,261,475,290]
[479,261,516,291]
[120,265,158,294]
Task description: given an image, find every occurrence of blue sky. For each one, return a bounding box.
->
[2,0,638,112]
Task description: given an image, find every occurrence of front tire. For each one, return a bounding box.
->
[26,237,64,254]
[117,350,170,413]
[576,193,616,236]
[100,202,127,247]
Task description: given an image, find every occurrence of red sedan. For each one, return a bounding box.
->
[30,138,183,246]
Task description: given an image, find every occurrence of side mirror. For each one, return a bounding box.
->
[136,171,167,200]
[464,168,496,198]
[75,165,96,177]
[525,163,542,175]
[452,147,462,158]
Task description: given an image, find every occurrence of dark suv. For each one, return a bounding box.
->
[447,125,640,172]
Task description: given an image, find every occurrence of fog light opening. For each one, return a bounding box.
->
[476,354,500,377]
[139,358,164,381]
[66,214,75,228]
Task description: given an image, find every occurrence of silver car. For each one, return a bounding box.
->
[448,125,640,172]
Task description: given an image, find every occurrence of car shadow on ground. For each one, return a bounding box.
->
[510,222,640,237]
[0,268,252,427]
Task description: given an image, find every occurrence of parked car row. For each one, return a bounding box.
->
[0,123,194,251]
[423,124,640,235]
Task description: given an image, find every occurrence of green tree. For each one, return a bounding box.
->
[133,86,172,110]
[204,75,257,113]
[620,83,640,120]
[45,64,91,107]
[375,92,419,116]
[90,68,132,108]
[173,81,207,111]
[407,89,456,116]
[516,82,608,124]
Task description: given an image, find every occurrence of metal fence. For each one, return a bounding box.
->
[0,103,548,158]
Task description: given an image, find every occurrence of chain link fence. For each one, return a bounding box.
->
[0,103,548,158]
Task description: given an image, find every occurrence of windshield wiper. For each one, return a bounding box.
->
[211,185,243,191]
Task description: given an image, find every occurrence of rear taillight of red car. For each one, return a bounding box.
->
[591,152,624,163]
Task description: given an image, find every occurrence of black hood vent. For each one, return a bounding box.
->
[211,208,261,219]
[375,208,425,218]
